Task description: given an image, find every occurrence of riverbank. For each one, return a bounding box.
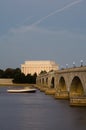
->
[0,83,35,87]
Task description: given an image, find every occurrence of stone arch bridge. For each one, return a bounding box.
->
[36,67,86,106]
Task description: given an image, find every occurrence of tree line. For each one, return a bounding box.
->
[0,68,37,84]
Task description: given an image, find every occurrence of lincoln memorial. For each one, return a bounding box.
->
[21,60,59,75]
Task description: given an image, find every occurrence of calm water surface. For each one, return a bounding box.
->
[0,86,86,130]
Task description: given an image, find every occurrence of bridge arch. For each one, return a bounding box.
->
[42,78,44,84]
[51,77,55,88]
[58,77,67,91]
[39,79,41,84]
[70,76,84,97]
[46,77,48,85]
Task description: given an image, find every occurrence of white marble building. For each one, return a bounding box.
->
[21,60,59,75]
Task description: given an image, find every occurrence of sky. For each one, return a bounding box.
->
[0,0,86,69]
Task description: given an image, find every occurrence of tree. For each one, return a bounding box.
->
[0,69,4,78]
[25,74,32,83]
[39,70,47,75]
[3,68,14,78]
[32,73,37,84]
[13,72,26,83]
[25,73,37,84]
[0,67,37,84]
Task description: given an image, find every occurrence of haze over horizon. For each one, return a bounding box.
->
[0,0,86,69]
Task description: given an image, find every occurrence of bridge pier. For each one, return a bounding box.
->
[36,85,48,92]
[55,90,69,99]
[70,96,86,106]
[39,87,47,92]
[45,88,56,95]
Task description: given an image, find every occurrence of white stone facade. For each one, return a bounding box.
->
[21,60,59,75]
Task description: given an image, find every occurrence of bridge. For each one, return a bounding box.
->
[36,66,86,106]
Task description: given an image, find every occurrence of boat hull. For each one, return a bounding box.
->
[7,88,36,93]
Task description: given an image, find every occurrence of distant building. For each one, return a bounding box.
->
[21,60,59,75]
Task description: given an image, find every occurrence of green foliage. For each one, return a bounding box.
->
[0,67,37,84]
[25,73,37,84]
[13,72,26,83]
[39,70,47,75]
[0,69,4,78]
[3,68,15,78]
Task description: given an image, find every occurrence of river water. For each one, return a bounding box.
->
[0,86,86,130]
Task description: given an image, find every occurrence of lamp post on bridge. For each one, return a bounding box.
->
[73,61,76,68]
[80,60,83,67]
[66,64,68,69]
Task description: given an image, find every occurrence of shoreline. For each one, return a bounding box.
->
[0,83,36,87]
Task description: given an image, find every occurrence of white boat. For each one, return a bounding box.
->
[7,87,36,93]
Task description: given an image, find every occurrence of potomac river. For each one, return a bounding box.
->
[0,86,86,130]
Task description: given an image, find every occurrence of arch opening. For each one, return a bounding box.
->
[42,78,44,84]
[70,76,84,97]
[39,79,41,84]
[51,77,55,88]
[59,77,67,91]
[46,77,48,85]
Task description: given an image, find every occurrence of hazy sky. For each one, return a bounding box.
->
[0,0,86,69]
